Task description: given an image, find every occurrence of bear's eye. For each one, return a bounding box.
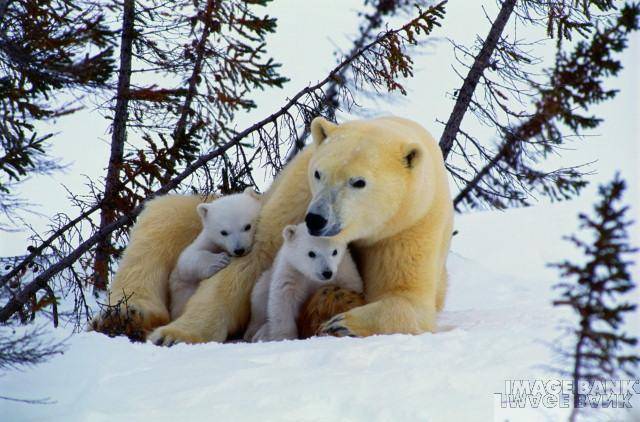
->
[332,249,337,256]
[244,224,251,231]
[221,230,229,236]
[350,178,366,189]
[308,251,316,258]
[314,170,321,180]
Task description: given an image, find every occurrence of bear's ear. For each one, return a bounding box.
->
[403,143,423,169]
[310,117,338,146]
[243,187,261,201]
[196,203,210,221]
[282,225,297,242]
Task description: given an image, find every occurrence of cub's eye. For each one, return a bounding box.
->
[244,224,251,231]
[332,249,337,256]
[350,178,366,189]
[220,230,229,236]
[314,170,321,180]
[308,251,316,258]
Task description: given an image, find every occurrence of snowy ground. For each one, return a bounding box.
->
[0,0,637,419]
[2,199,638,422]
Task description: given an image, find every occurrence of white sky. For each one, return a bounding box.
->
[1,0,638,257]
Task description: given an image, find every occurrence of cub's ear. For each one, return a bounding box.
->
[403,143,423,169]
[310,117,338,146]
[282,225,297,242]
[196,203,211,221]
[243,187,261,201]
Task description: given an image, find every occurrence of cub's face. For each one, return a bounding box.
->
[282,224,347,283]
[304,117,424,243]
[197,188,262,257]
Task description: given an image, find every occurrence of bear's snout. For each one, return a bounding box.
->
[305,212,328,235]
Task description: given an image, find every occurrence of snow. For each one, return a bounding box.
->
[0,1,638,419]
[2,199,638,422]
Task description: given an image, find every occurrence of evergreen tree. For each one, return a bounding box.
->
[0,0,114,228]
[287,0,435,159]
[0,2,447,324]
[444,2,640,210]
[551,175,639,421]
[92,0,289,290]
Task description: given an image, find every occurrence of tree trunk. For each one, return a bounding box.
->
[0,5,445,320]
[93,0,135,292]
[439,0,516,160]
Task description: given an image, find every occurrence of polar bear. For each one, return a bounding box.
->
[168,188,261,319]
[244,223,362,342]
[93,116,453,345]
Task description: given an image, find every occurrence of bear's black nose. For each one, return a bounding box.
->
[322,270,333,280]
[305,212,327,234]
[234,248,245,256]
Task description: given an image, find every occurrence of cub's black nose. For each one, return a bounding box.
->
[234,248,245,256]
[322,270,333,280]
[305,212,327,234]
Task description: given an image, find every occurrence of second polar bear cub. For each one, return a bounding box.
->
[169,188,261,319]
[244,223,362,342]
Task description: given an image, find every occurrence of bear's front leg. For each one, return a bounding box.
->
[318,220,448,338]
[243,272,270,342]
[265,285,301,341]
[148,256,262,345]
[90,195,208,339]
[318,294,436,337]
[197,251,231,280]
[148,148,314,345]
[251,323,270,342]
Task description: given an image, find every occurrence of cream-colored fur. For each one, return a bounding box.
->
[168,189,261,319]
[244,223,362,343]
[168,239,230,321]
[93,194,210,333]
[95,116,453,345]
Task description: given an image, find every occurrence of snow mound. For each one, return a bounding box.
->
[2,201,638,422]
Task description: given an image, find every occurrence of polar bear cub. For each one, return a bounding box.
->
[169,188,261,319]
[244,223,362,342]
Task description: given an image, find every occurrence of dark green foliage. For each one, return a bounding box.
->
[0,1,447,323]
[0,0,114,220]
[551,175,638,418]
[541,0,616,40]
[287,0,436,159]
[90,0,291,288]
[449,2,640,210]
[122,0,289,203]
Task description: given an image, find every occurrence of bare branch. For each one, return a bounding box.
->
[439,0,516,160]
[0,3,447,323]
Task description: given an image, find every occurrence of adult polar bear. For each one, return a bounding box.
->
[94,116,453,344]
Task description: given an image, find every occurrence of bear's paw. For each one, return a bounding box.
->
[317,313,357,338]
[89,303,147,342]
[147,324,206,346]
[297,285,365,339]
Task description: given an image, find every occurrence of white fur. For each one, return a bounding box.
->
[169,189,261,319]
[244,223,362,342]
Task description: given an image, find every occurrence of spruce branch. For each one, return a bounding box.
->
[0,2,447,323]
[451,2,639,210]
[288,0,434,159]
[550,174,638,421]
